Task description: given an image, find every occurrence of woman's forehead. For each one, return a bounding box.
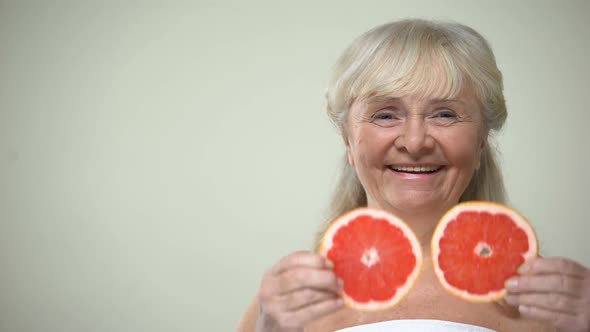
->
[365,95,467,106]
[359,83,478,107]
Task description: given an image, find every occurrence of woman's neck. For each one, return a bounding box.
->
[367,200,454,249]
[396,211,441,251]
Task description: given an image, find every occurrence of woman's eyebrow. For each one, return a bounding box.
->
[366,97,465,105]
[430,98,465,105]
[366,96,401,104]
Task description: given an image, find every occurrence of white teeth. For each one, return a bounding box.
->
[391,165,440,173]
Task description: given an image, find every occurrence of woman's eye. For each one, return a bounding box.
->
[432,109,458,121]
[375,112,394,120]
[436,111,456,118]
[371,110,399,123]
[370,110,400,127]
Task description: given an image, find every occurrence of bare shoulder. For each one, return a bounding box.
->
[499,318,555,332]
[236,298,259,332]
[491,302,555,332]
[304,301,556,332]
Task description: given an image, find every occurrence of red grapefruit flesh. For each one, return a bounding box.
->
[432,201,538,302]
[319,208,422,311]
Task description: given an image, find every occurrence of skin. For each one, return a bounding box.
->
[236,86,590,332]
[344,87,485,246]
[504,257,590,332]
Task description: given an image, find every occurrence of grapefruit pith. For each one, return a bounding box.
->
[431,201,538,302]
[319,208,422,311]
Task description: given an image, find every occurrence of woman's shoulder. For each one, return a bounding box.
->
[236,298,259,332]
[304,296,554,332]
[308,317,553,332]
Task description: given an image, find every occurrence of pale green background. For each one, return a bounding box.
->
[1,1,588,331]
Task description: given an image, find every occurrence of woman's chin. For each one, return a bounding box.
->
[376,195,456,220]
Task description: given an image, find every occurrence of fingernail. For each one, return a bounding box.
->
[326,260,334,269]
[518,264,530,274]
[505,278,518,290]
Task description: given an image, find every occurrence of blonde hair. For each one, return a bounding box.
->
[316,19,507,246]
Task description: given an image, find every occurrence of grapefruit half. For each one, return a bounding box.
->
[432,201,538,302]
[319,208,422,311]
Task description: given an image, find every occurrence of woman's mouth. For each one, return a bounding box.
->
[388,165,443,174]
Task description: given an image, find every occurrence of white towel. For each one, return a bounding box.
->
[336,319,496,332]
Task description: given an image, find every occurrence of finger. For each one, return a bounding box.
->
[279,267,341,295]
[504,292,579,314]
[505,274,584,296]
[518,304,580,331]
[494,298,521,318]
[278,297,344,328]
[281,289,341,311]
[519,257,588,278]
[272,251,333,275]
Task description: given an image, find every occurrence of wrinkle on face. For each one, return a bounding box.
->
[343,84,486,219]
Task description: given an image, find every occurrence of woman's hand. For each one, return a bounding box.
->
[256,251,344,332]
[505,257,590,332]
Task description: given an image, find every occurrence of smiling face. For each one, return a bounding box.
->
[345,85,486,218]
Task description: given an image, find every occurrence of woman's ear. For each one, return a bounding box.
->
[343,133,355,167]
[476,137,488,171]
[347,148,355,167]
[480,127,489,149]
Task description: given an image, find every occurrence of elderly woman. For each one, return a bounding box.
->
[237,19,590,332]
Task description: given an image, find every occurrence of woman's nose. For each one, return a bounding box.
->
[394,119,434,156]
